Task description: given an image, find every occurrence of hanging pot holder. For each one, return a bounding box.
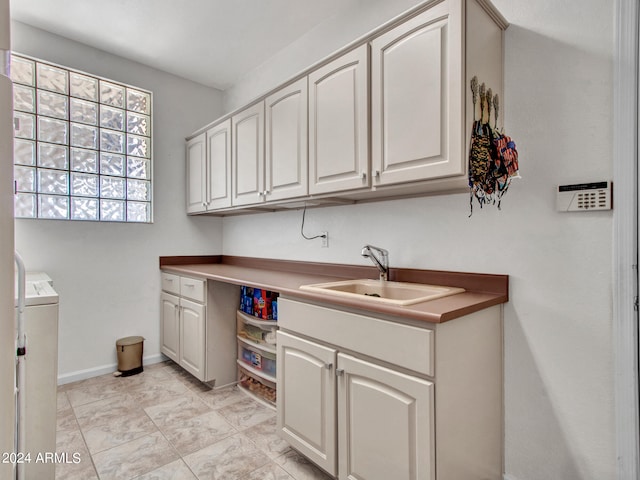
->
[468,77,519,215]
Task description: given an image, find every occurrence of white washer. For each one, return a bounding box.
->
[16,273,59,480]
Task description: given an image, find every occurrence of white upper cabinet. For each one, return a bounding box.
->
[186,132,207,213]
[370,0,506,191]
[207,119,232,210]
[186,121,231,213]
[232,102,265,206]
[265,78,309,202]
[308,45,369,195]
[371,1,463,187]
[186,0,507,213]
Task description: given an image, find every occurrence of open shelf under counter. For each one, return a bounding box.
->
[237,334,276,355]
[237,363,277,409]
[237,309,278,329]
[236,358,276,384]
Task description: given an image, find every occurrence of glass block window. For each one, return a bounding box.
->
[11,53,152,223]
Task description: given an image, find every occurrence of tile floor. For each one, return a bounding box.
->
[56,361,333,480]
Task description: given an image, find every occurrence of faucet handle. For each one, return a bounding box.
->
[362,244,388,257]
[361,244,389,281]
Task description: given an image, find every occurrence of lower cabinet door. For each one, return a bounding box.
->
[180,298,206,380]
[160,292,180,363]
[277,331,337,476]
[337,353,435,480]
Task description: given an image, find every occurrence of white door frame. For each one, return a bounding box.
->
[613,0,640,478]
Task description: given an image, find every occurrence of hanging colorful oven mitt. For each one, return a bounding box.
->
[468,76,519,216]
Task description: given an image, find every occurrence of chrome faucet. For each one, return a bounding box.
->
[361,245,389,281]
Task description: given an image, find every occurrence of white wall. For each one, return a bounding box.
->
[221,1,616,479]
[223,0,429,112]
[11,22,225,382]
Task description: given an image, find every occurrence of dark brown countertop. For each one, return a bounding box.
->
[159,256,509,323]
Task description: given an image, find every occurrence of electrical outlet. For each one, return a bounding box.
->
[321,231,329,248]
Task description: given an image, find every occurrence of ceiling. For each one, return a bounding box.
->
[9,0,361,91]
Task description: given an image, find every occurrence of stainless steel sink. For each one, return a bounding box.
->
[299,279,465,306]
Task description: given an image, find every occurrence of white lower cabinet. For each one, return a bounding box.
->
[278,330,433,480]
[277,298,502,480]
[338,353,434,480]
[277,331,337,473]
[160,273,238,385]
[160,293,206,379]
[160,274,206,379]
[179,297,206,379]
[160,291,181,363]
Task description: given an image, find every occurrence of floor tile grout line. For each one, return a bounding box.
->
[143,402,220,479]
[65,373,166,479]
[236,454,276,480]
[66,390,101,480]
[134,376,246,479]
[58,363,297,480]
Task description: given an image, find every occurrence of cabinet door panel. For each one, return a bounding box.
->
[266,78,308,201]
[309,45,369,195]
[338,353,435,480]
[160,292,180,363]
[277,331,337,476]
[186,133,207,213]
[232,103,264,206]
[207,119,232,209]
[180,298,206,380]
[371,3,463,186]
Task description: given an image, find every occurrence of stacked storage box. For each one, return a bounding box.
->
[237,286,279,407]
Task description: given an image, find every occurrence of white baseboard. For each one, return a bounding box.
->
[57,353,166,385]
[503,474,519,480]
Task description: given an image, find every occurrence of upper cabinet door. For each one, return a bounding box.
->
[371,1,463,187]
[309,45,369,195]
[207,119,232,210]
[232,103,265,206]
[186,132,207,213]
[265,78,309,202]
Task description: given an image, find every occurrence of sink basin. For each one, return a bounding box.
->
[299,279,465,306]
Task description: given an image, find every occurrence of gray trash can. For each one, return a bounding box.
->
[116,336,144,376]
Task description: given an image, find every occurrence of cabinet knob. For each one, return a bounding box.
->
[336,369,344,377]
[324,363,333,370]
[374,170,380,178]
[360,171,367,179]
